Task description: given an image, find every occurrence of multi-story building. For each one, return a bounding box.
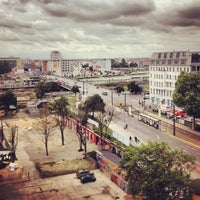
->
[0,57,23,71]
[47,51,111,77]
[149,50,200,106]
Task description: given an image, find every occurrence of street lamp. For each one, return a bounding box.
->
[173,103,176,136]
[124,92,126,107]
[111,90,113,106]
[82,81,85,95]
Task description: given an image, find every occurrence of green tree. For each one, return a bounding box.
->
[130,62,138,68]
[50,96,69,145]
[121,58,129,68]
[111,59,120,68]
[0,90,17,113]
[34,81,47,99]
[45,81,61,92]
[96,106,115,148]
[71,85,80,95]
[127,81,141,94]
[35,81,61,99]
[120,141,195,200]
[115,86,124,94]
[173,72,200,130]
[83,94,105,118]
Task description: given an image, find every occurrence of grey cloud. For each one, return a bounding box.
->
[40,0,155,25]
[178,5,200,19]
[2,0,29,12]
[0,17,32,29]
[155,2,200,28]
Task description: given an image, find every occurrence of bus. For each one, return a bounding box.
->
[138,113,160,129]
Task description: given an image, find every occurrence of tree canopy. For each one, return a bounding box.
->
[71,85,80,95]
[34,81,61,99]
[173,71,200,129]
[0,90,17,111]
[127,81,141,94]
[120,141,195,200]
[115,86,124,94]
[83,94,105,117]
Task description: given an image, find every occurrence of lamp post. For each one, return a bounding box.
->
[82,81,85,95]
[173,103,176,136]
[143,92,146,110]
[111,90,113,106]
[124,92,126,107]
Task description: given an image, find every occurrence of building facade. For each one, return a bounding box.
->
[149,50,200,106]
[47,51,111,77]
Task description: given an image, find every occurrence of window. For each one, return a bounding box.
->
[164,53,167,58]
[181,59,186,65]
[170,53,173,58]
[176,52,180,58]
[168,59,172,65]
[182,52,186,57]
[174,59,178,65]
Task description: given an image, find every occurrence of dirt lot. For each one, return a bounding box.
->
[0,112,127,200]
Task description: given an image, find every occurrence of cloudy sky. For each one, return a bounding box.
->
[0,0,200,59]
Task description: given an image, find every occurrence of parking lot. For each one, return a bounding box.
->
[0,113,126,200]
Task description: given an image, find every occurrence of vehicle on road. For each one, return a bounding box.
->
[102,92,108,95]
[80,174,96,183]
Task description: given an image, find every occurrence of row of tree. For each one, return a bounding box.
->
[111,58,138,68]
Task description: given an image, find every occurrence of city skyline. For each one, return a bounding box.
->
[0,0,200,59]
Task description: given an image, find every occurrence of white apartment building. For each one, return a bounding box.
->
[149,50,200,106]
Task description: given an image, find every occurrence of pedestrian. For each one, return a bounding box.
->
[124,124,128,129]
[134,136,138,143]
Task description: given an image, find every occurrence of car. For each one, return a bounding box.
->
[102,92,108,95]
[76,169,93,179]
[173,110,186,117]
[80,174,96,183]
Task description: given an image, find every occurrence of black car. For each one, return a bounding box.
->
[76,169,93,179]
[80,174,96,184]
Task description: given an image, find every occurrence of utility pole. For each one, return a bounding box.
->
[173,104,176,136]
[124,92,126,107]
[111,90,113,106]
[82,81,85,95]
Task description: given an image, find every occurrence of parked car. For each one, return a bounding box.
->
[80,174,96,183]
[102,92,108,95]
[76,169,93,179]
[173,110,186,117]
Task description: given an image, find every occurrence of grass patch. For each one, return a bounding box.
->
[37,158,93,178]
